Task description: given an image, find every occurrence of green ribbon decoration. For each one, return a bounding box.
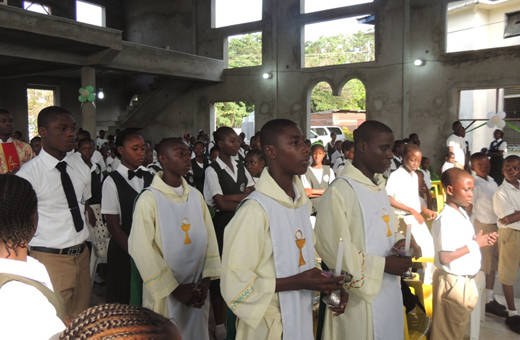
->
[465,122,486,133]
[506,122,520,133]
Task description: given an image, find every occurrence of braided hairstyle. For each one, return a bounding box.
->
[0,175,37,258]
[213,127,235,146]
[59,303,181,340]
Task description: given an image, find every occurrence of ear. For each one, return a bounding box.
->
[445,184,454,197]
[117,145,124,155]
[158,154,166,166]
[38,126,47,138]
[264,145,277,161]
[357,141,367,153]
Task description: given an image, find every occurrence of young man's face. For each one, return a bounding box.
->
[503,159,520,182]
[453,123,463,136]
[162,142,192,177]
[79,141,95,162]
[403,151,422,172]
[471,157,490,178]
[273,124,310,176]
[0,112,14,138]
[218,132,240,157]
[448,175,474,207]
[311,146,326,164]
[494,130,503,140]
[118,135,145,170]
[361,131,395,174]
[411,135,420,145]
[31,140,42,155]
[421,158,430,170]
[38,113,76,154]
[335,141,342,151]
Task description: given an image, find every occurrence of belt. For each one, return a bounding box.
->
[31,243,86,256]
[441,269,476,279]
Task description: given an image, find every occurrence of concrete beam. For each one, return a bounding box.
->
[107,42,224,82]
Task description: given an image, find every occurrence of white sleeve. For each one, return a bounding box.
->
[244,167,255,187]
[500,141,507,155]
[93,151,106,172]
[203,166,223,206]
[301,173,311,189]
[328,167,336,184]
[101,176,120,215]
[385,171,398,197]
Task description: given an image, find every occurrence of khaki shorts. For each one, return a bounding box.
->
[473,219,499,274]
[498,228,520,285]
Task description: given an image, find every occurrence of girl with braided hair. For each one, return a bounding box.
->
[0,175,66,339]
[59,303,182,340]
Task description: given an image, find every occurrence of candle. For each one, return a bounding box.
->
[334,238,344,277]
[404,224,412,253]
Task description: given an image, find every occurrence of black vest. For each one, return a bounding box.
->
[209,161,248,196]
[191,157,209,192]
[90,163,102,205]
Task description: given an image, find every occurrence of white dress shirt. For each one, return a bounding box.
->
[0,257,65,339]
[203,156,254,208]
[446,134,466,166]
[432,205,481,276]
[493,180,520,230]
[301,167,335,189]
[386,166,421,216]
[17,149,92,248]
[472,175,498,224]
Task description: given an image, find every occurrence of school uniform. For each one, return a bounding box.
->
[441,161,455,173]
[147,162,162,175]
[390,154,402,172]
[221,168,315,340]
[203,156,254,253]
[489,138,507,185]
[330,150,342,168]
[301,165,335,213]
[386,166,435,284]
[129,173,220,340]
[419,168,432,190]
[86,162,110,258]
[0,257,66,340]
[191,157,209,193]
[446,134,466,166]
[431,205,480,340]
[472,175,499,275]
[101,163,153,304]
[315,161,404,340]
[0,137,35,174]
[493,179,520,286]
[17,148,92,318]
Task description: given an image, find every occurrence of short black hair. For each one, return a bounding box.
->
[409,133,418,139]
[392,140,404,152]
[260,119,298,150]
[470,152,487,164]
[452,121,461,129]
[504,155,520,163]
[0,109,11,115]
[30,136,41,144]
[404,144,421,158]
[115,129,142,148]
[157,137,186,158]
[78,138,95,148]
[446,151,455,158]
[0,175,37,258]
[342,141,354,153]
[210,146,219,154]
[441,168,470,188]
[353,120,393,147]
[76,130,91,141]
[213,127,236,144]
[37,106,72,129]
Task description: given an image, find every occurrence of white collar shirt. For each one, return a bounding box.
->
[17,149,92,248]
[432,205,481,276]
[493,180,520,230]
[386,166,421,215]
[0,137,13,143]
[446,134,466,166]
[0,257,65,339]
[472,175,498,224]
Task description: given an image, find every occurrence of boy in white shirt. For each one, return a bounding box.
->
[431,168,497,340]
[493,155,520,334]
[467,152,507,317]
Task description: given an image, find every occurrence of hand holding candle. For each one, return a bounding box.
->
[334,238,344,277]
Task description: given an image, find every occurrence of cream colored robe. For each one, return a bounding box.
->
[129,173,221,317]
[315,162,402,340]
[221,168,312,340]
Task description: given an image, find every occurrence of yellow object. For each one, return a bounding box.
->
[295,230,306,266]
[431,180,445,213]
[181,218,191,244]
[382,208,392,236]
[407,257,434,317]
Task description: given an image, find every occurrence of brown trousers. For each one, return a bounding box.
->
[31,247,91,319]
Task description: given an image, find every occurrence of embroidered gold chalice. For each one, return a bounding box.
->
[181,218,191,244]
[295,230,306,267]
[382,208,392,237]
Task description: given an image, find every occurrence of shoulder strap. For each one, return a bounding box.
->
[0,273,66,323]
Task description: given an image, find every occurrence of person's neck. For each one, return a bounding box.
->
[122,160,137,171]
[0,134,10,143]
[162,171,183,188]
[195,155,204,163]
[403,164,414,175]
[219,153,233,169]
[82,157,92,168]
[446,200,465,215]
[352,159,376,184]
[0,243,27,261]
[312,162,323,169]
[506,178,520,189]
[268,166,295,200]
[477,174,488,181]
[43,146,66,161]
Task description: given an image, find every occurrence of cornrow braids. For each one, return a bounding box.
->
[59,303,181,340]
[0,175,37,258]
[213,126,235,144]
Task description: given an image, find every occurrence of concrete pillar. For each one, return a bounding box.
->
[81,67,96,137]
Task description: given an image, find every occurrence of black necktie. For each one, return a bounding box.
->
[56,162,84,232]
[128,169,145,180]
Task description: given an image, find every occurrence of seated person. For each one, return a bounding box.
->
[0,175,66,339]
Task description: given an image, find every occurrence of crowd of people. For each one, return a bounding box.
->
[0,106,518,340]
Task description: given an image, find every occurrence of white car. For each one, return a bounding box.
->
[310,126,347,147]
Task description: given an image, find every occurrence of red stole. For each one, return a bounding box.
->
[1,143,21,171]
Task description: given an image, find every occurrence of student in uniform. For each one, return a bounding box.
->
[191,140,209,192]
[221,119,347,340]
[315,120,413,340]
[431,168,498,339]
[101,129,153,304]
[0,175,66,340]
[333,141,354,177]
[17,106,92,319]
[130,138,220,340]
[144,142,162,175]
[487,129,507,185]
[203,127,254,339]
[244,148,265,183]
[301,142,335,213]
